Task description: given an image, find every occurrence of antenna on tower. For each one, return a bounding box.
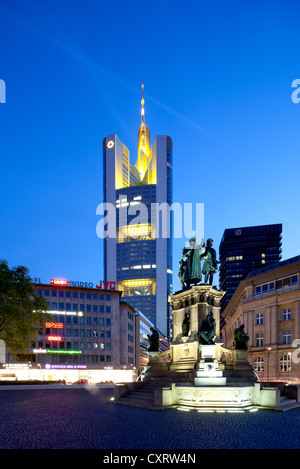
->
[141,82,145,123]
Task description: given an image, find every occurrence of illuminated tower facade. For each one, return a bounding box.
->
[103,84,173,338]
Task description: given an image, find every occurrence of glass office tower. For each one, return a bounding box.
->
[103,85,173,338]
[219,223,282,315]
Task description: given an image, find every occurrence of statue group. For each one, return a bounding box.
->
[178,237,220,289]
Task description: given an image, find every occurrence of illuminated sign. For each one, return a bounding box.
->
[50,279,94,288]
[33,349,82,354]
[50,279,68,286]
[107,140,114,148]
[96,281,116,290]
[47,336,62,342]
[50,279,116,290]
[45,364,87,369]
[46,322,63,329]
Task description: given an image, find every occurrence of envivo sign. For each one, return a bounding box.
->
[50,278,116,290]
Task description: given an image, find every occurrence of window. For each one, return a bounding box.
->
[283,330,291,345]
[66,303,71,311]
[106,295,111,301]
[283,308,291,321]
[86,293,91,300]
[256,313,263,325]
[59,303,64,311]
[73,292,78,298]
[93,294,98,300]
[106,319,111,326]
[72,303,78,311]
[106,330,111,338]
[86,305,91,312]
[99,306,104,313]
[51,302,57,310]
[93,330,98,338]
[279,355,291,372]
[106,306,111,313]
[52,290,57,297]
[93,318,98,326]
[256,333,263,347]
[80,304,85,312]
[254,357,264,372]
[73,330,78,337]
[106,343,111,350]
[93,305,98,313]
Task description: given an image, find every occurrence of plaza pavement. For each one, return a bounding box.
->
[0,384,299,451]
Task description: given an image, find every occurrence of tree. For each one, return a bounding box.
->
[0,260,52,354]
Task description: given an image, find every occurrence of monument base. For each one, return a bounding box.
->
[194,344,227,386]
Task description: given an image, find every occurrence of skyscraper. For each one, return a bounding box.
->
[103,84,173,338]
[219,223,282,314]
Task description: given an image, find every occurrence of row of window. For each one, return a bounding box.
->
[47,303,111,313]
[37,355,112,364]
[38,290,111,301]
[255,308,292,324]
[42,329,111,338]
[255,275,298,295]
[35,341,112,350]
[254,355,291,372]
[43,316,111,326]
[255,330,292,347]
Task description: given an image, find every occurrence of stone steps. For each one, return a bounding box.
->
[114,382,169,410]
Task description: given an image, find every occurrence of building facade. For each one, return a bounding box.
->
[221,256,300,383]
[103,85,173,338]
[0,279,169,383]
[219,223,282,314]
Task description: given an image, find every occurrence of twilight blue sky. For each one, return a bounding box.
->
[1,0,300,293]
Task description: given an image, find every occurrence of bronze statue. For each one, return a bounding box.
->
[182,312,190,337]
[147,327,160,352]
[178,237,205,289]
[202,238,220,285]
[233,324,249,350]
[198,312,215,345]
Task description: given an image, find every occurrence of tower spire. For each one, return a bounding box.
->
[141,82,145,123]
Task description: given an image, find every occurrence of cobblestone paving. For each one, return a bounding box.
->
[0,387,299,449]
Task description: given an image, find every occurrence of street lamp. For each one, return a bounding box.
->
[266,346,272,383]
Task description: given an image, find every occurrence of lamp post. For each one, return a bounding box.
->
[266,346,272,383]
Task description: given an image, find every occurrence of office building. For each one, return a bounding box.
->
[103,84,173,338]
[219,224,282,314]
[221,256,300,382]
[0,279,169,383]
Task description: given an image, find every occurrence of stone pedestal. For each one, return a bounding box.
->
[169,285,225,351]
[194,344,227,386]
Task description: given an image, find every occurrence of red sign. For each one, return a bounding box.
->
[50,279,68,286]
[47,336,62,342]
[96,281,116,290]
